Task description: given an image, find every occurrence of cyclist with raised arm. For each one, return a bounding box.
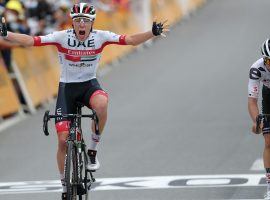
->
[248,39,270,199]
[0,2,169,199]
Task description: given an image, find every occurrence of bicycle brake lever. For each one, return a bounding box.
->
[255,115,263,134]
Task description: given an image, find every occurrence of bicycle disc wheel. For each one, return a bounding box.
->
[65,141,78,200]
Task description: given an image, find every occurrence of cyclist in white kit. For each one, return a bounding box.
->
[248,38,270,200]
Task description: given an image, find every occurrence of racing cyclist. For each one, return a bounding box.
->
[248,38,270,200]
[0,2,169,199]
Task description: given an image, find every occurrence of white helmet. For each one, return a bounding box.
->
[261,39,270,58]
[70,3,96,20]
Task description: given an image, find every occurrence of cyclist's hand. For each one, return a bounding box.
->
[0,17,7,37]
[152,20,170,37]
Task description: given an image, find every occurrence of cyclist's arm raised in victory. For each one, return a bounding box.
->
[125,21,169,46]
[4,32,34,46]
[0,17,61,47]
[0,18,34,46]
[125,31,154,46]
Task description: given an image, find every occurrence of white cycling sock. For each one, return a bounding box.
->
[89,133,100,150]
[60,173,67,193]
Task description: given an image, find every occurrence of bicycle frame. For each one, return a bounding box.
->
[43,104,98,200]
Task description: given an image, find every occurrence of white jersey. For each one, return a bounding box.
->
[33,29,126,83]
[248,58,270,98]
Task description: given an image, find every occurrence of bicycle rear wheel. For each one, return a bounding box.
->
[65,141,78,200]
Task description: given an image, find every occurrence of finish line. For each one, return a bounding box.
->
[0,174,266,195]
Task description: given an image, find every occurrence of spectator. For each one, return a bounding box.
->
[1,0,29,71]
[53,0,72,31]
[5,0,30,34]
[24,0,53,35]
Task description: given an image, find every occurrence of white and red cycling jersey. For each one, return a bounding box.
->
[33,29,126,83]
[248,58,270,98]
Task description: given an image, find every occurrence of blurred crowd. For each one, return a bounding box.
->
[0,0,130,72]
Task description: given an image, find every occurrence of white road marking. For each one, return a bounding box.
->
[0,174,267,195]
[251,158,264,171]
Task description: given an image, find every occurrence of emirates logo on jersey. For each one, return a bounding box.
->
[67,50,98,56]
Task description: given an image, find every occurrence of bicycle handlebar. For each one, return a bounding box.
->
[255,114,270,134]
[43,110,98,136]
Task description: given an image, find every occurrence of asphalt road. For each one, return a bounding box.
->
[1,0,270,199]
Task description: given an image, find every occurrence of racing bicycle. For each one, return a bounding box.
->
[43,102,99,200]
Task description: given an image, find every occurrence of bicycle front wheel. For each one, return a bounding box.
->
[65,141,78,200]
[78,149,90,200]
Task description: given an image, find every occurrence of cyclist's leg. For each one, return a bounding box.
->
[262,86,270,197]
[55,121,70,195]
[86,90,108,171]
[89,90,108,134]
[56,121,69,176]
[54,82,76,196]
[82,79,108,170]
[82,79,109,139]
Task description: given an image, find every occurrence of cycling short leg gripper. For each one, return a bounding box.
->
[55,121,70,133]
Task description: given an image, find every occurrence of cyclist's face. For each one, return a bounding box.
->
[72,17,93,41]
[265,58,270,70]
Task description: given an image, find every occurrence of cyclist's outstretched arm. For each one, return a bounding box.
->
[125,20,169,46]
[0,18,34,47]
[125,31,154,46]
[5,32,34,47]
[0,37,21,48]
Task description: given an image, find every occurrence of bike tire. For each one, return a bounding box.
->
[65,141,78,200]
[78,150,90,200]
[83,150,90,200]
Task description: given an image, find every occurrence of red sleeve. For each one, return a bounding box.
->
[33,36,41,46]
[119,35,127,45]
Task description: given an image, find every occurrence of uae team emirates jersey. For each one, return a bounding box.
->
[33,29,126,83]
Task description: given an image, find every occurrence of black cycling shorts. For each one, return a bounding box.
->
[55,78,105,124]
[262,85,270,133]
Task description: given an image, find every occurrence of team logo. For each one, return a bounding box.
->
[68,38,95,48]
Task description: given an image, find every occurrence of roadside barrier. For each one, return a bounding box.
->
[151,0,183,24]
[0,56,21,117]
[187,0,206,12]
[95,7,140,66]
[12,46,60,113]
